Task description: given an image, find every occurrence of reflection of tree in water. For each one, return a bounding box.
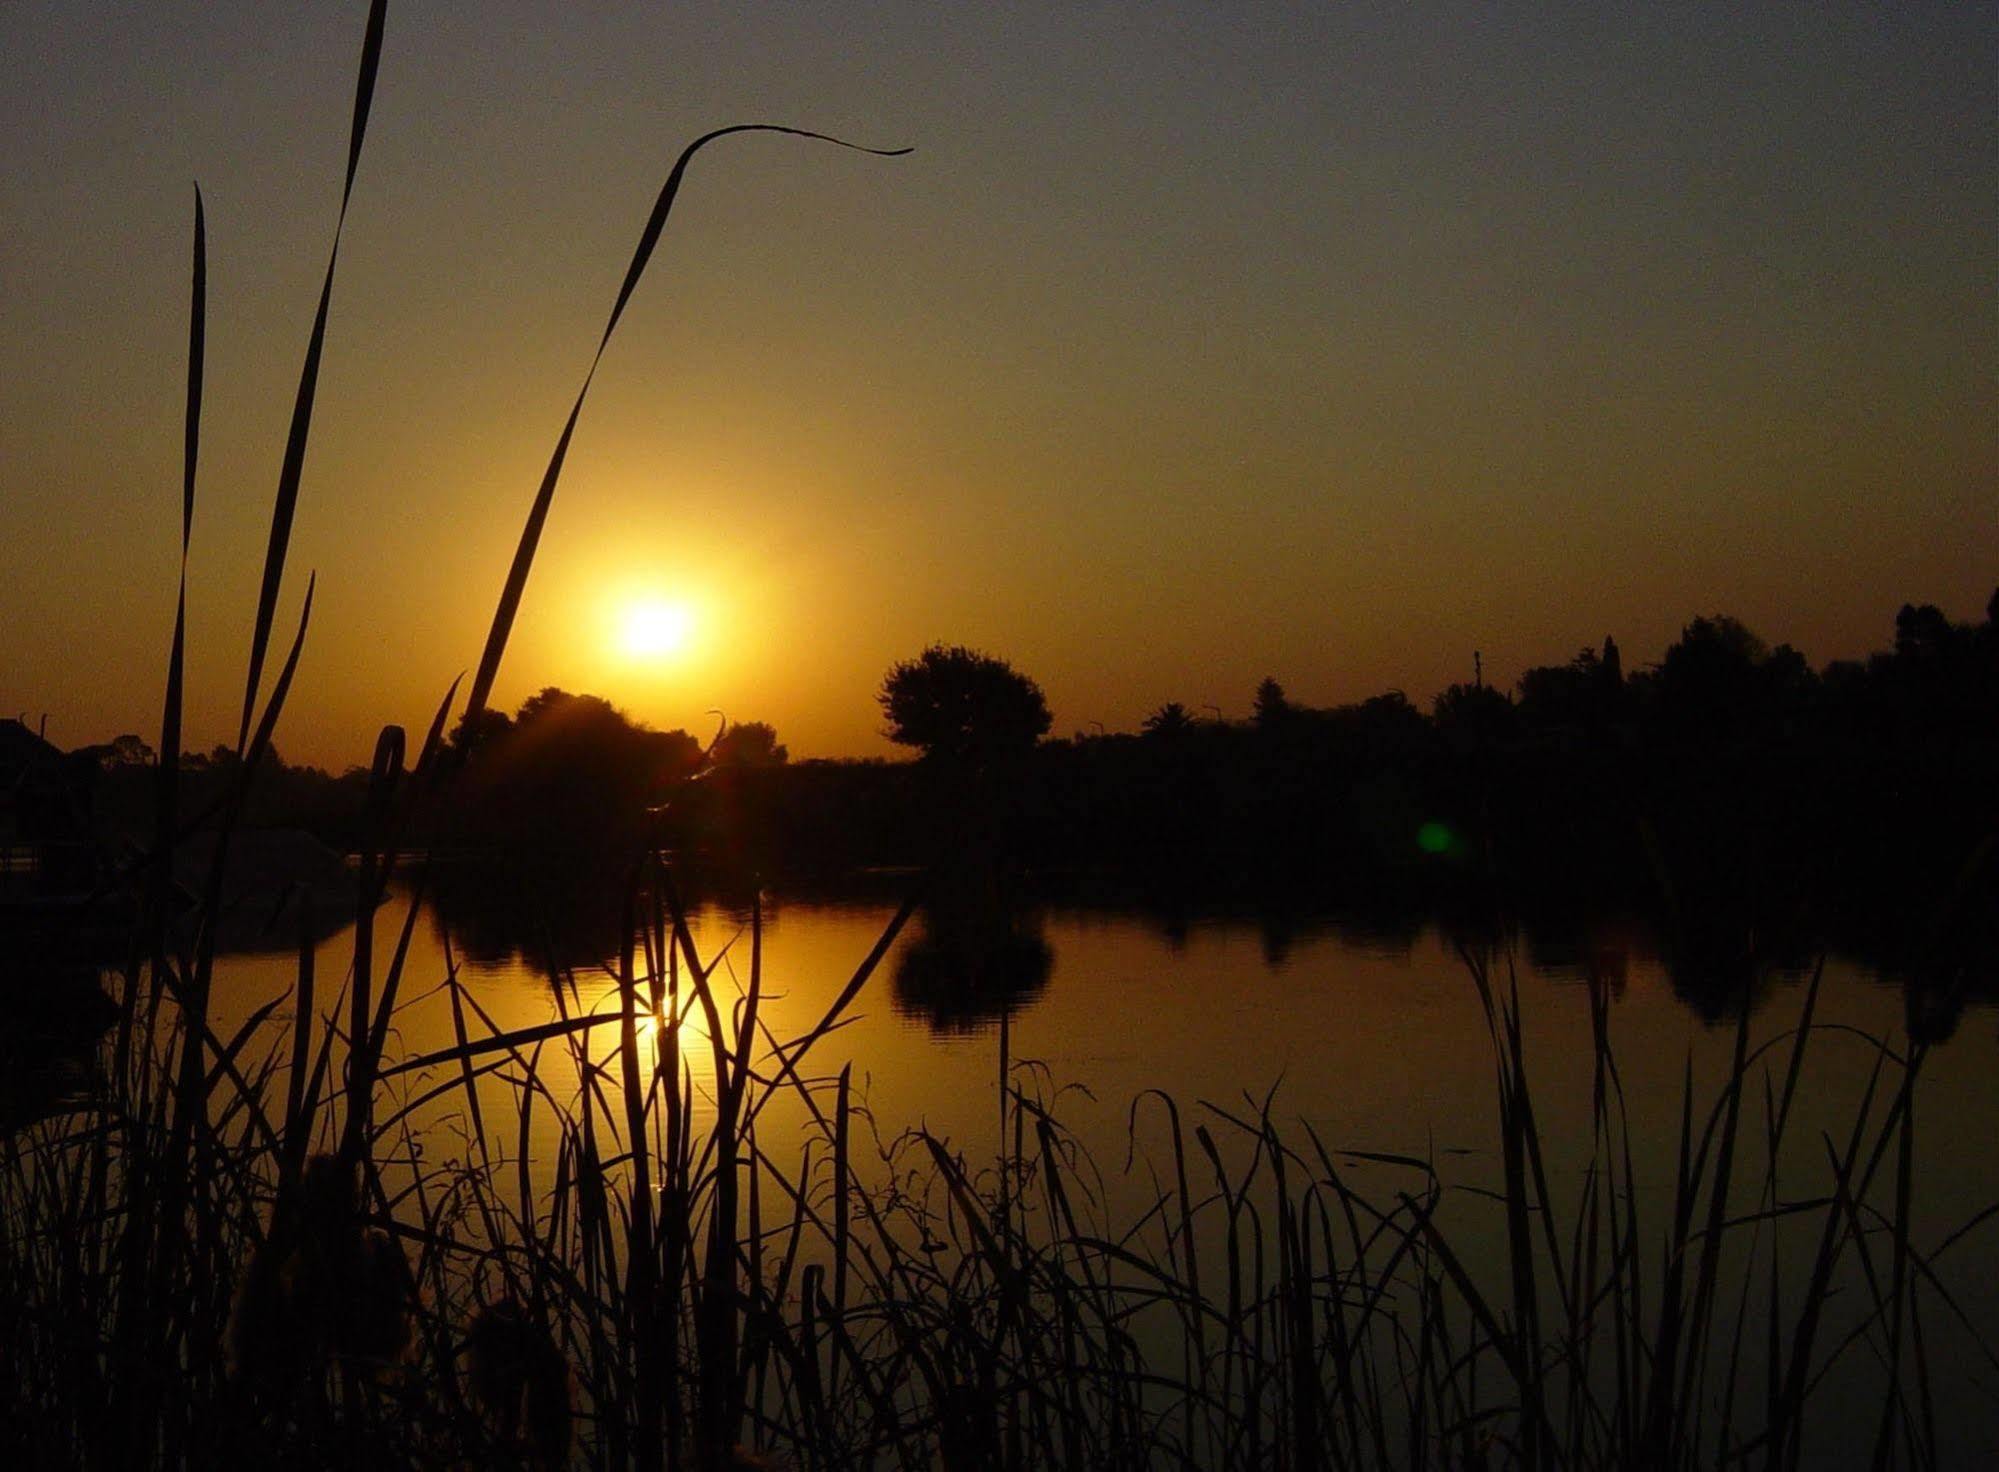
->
[427,861,631,974]
[1321,893,1429,957]
[1257,910,1296,969]
[1110,874,1429,969]
[1875,869,1998,1047]
[1262,898,1429,970]
[1519,911,1642,1001]
[1451,887,1796,1024]
[892,900,1053,1035]
[422,848,1992,1040]
[1878,848,1996,1046]
[1658,947,1773,1025]
[426,859,772,975]
[1652,882,1823,1024]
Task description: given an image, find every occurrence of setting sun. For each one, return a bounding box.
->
[621,598,695,660]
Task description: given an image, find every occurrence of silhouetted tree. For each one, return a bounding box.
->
[76,733,156,772]
[878,645,1050,764]
[1310,692,1430,793]
[1433,681,1516,743]
[191,744,241,773]
[1660,614,1761,680]
[1761,643,1814,703]
[1654,615,1794,731]
[712,720,788,767]
[1253,677,1290,728]
[1518,646,1618,731]
[105,734,155,768]
[449,706,514,758]
[446,689,702,853]
[514,687,578,728]
[1894,603,1956,661]
[1142,702,1194,737]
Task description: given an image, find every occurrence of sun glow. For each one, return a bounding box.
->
[620,598,696,660]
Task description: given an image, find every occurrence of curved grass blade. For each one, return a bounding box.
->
[462,124,911,725]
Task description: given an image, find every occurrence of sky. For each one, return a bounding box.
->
[3,2,1993,768]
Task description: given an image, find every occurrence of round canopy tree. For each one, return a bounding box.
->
[878,645,1051,764]
[711,719,789,767]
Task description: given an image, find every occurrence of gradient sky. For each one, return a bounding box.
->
[4,2,1993,768]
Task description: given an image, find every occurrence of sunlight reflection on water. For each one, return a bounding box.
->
[206,881,1999,1255]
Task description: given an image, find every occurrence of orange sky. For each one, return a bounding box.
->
[3,3,1993,768]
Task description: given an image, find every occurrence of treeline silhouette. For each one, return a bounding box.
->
[679,597,1995,894]
[69,593,1997,1001]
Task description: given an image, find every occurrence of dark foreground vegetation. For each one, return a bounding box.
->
[9,851,1990,1470]
[2,4,1991,1467]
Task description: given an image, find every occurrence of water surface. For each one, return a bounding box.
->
[202,881,1999,1462]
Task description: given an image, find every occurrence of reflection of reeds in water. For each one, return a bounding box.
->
[0,3,1988,1468]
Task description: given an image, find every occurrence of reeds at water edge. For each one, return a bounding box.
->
[10,850,1987,1468]
[1,2,1991,1467]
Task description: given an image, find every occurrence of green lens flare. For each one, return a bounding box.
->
[1417,821,1454,855]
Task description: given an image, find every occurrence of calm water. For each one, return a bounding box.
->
[208,884,1998,1181]
[205,883,1999,1460]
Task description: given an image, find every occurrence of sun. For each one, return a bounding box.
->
[620,598,695,660]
